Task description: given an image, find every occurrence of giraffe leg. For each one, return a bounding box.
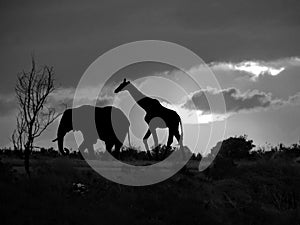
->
[143,129,151,152]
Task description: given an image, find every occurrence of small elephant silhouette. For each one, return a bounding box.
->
[53,105,130,159]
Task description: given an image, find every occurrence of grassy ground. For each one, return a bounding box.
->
[0,156,300,225]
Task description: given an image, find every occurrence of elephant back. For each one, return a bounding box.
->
[95,106,129,142]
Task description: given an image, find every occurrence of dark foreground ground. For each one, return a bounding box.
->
[0,156,300,225]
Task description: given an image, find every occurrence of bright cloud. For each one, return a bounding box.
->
[209,57,300,81]
[232,61,285,79]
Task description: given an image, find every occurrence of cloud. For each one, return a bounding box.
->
[0,85,115,118]
[209,57,300,81]
[48,85,115,110]
[182,87,276,114]
[232,62,284,79]
[96,98,114,107]
[286,92,300,105]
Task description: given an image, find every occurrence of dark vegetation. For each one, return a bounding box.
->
[1,135,300,225]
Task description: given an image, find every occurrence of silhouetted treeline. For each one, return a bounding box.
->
[204,135,300,161]
[1,135,300,163]
[202,135,300,179]
[0,145,200,161]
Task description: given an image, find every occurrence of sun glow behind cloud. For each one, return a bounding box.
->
[207,58,300,81]
[232,61,285,79]
[161,101,227,124]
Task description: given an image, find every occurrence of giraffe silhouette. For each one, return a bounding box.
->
[115,78,184,157]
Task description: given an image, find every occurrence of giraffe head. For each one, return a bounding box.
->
[114,78,130,93]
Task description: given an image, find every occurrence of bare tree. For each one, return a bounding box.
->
[15,56,60,176]
[11,112,26,154]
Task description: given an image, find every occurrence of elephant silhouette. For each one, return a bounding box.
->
[53,105,131,159]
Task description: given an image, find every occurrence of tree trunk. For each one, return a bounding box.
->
[24,147,30,177]
[24,139,32,177]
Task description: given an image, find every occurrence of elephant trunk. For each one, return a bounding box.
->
[53,109,73,155]
[57,135,65,155]
[53,130,67,155]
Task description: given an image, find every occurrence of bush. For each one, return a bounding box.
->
[211,135,255,160]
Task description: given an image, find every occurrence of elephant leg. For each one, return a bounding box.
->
[114,141,122,160]
[78,140,87,153]
[79,141,93,158]
[105,141,114,154]
[150,127,158,149]
[143,129,152,152]
[80,138,96,158]
[174,129,183,148]
[174,129,185,160]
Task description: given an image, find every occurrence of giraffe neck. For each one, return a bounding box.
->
[126,83,151,111]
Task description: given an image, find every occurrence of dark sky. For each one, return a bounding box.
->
[1,0,300,149]
[1,0,300,93]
